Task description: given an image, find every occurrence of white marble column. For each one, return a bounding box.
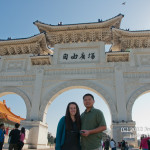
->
[30,69,44,121]
[21,120,49,149]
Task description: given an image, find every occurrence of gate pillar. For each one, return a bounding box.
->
[111,121,138,147]
[21,120,49,149]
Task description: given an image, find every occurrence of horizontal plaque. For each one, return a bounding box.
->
[58,49,99,64]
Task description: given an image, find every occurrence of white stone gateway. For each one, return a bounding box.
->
[1,14,150,148]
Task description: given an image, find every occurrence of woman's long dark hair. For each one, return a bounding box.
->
[65,102,81,131]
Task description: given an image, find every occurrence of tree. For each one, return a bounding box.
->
[47,132,55,144]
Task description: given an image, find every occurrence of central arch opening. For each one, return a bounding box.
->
[45,87,112,146]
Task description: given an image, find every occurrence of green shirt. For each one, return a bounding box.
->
[81,107,106,150]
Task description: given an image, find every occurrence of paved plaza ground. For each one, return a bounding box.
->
[3,149,54,150]
[3,148,139,150]
[3,143,140,150]
[3,145,139,150]
[3,144,55,150]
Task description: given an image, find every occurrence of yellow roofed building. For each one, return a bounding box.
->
[0,100,25,135]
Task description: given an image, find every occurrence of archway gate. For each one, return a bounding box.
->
[1,14,150,148]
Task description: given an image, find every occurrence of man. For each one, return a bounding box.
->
[9,123,20,150]
[81,93,107,150]
[104,139,110,150]
[121,140,125,150]
[0,123,5,150]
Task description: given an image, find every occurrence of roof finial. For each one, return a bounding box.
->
[3,100,6,104]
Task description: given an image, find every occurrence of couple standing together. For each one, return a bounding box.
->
[55,93,107,150]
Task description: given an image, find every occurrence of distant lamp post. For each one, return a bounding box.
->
[58,22,62,26]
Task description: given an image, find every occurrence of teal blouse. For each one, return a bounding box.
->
[55,116,66,150]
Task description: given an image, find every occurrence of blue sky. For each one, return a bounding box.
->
[1,0,150,39]
[0,0,150,138]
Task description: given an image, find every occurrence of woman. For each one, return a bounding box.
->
[18,127,25,150]
[55,102,81,150]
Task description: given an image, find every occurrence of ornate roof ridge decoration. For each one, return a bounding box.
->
[34,14,124,47]
[112,28,150,36]
[0,33,44,45]
[34,14,124,31]
[106,52,129,62]
[111,28,150,51]
[0,33,53,56]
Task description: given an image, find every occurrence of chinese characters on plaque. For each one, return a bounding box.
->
[58,49,99,63]
[63,52,96,61]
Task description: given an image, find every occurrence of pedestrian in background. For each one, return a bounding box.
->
[140,135,150,150]
[18,127,25,150]
[110,139,116,150]
[104,139,110,150]
[121,140,126,150]
[0,124,5,150]
[9,123,20,150]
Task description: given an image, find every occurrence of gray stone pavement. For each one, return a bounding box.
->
[3,149,54,150]
[3,144,55,150]
[3,144,139,150]
[3,148,55,150]
[3,148,139,150]
[2,148,55,150]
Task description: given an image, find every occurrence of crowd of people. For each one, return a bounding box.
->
[117,140,129,150]
[102,139,129,150]
[0,123,25,150]
[103,139,117,150]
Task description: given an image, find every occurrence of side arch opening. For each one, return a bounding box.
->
[132,91,150,140]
